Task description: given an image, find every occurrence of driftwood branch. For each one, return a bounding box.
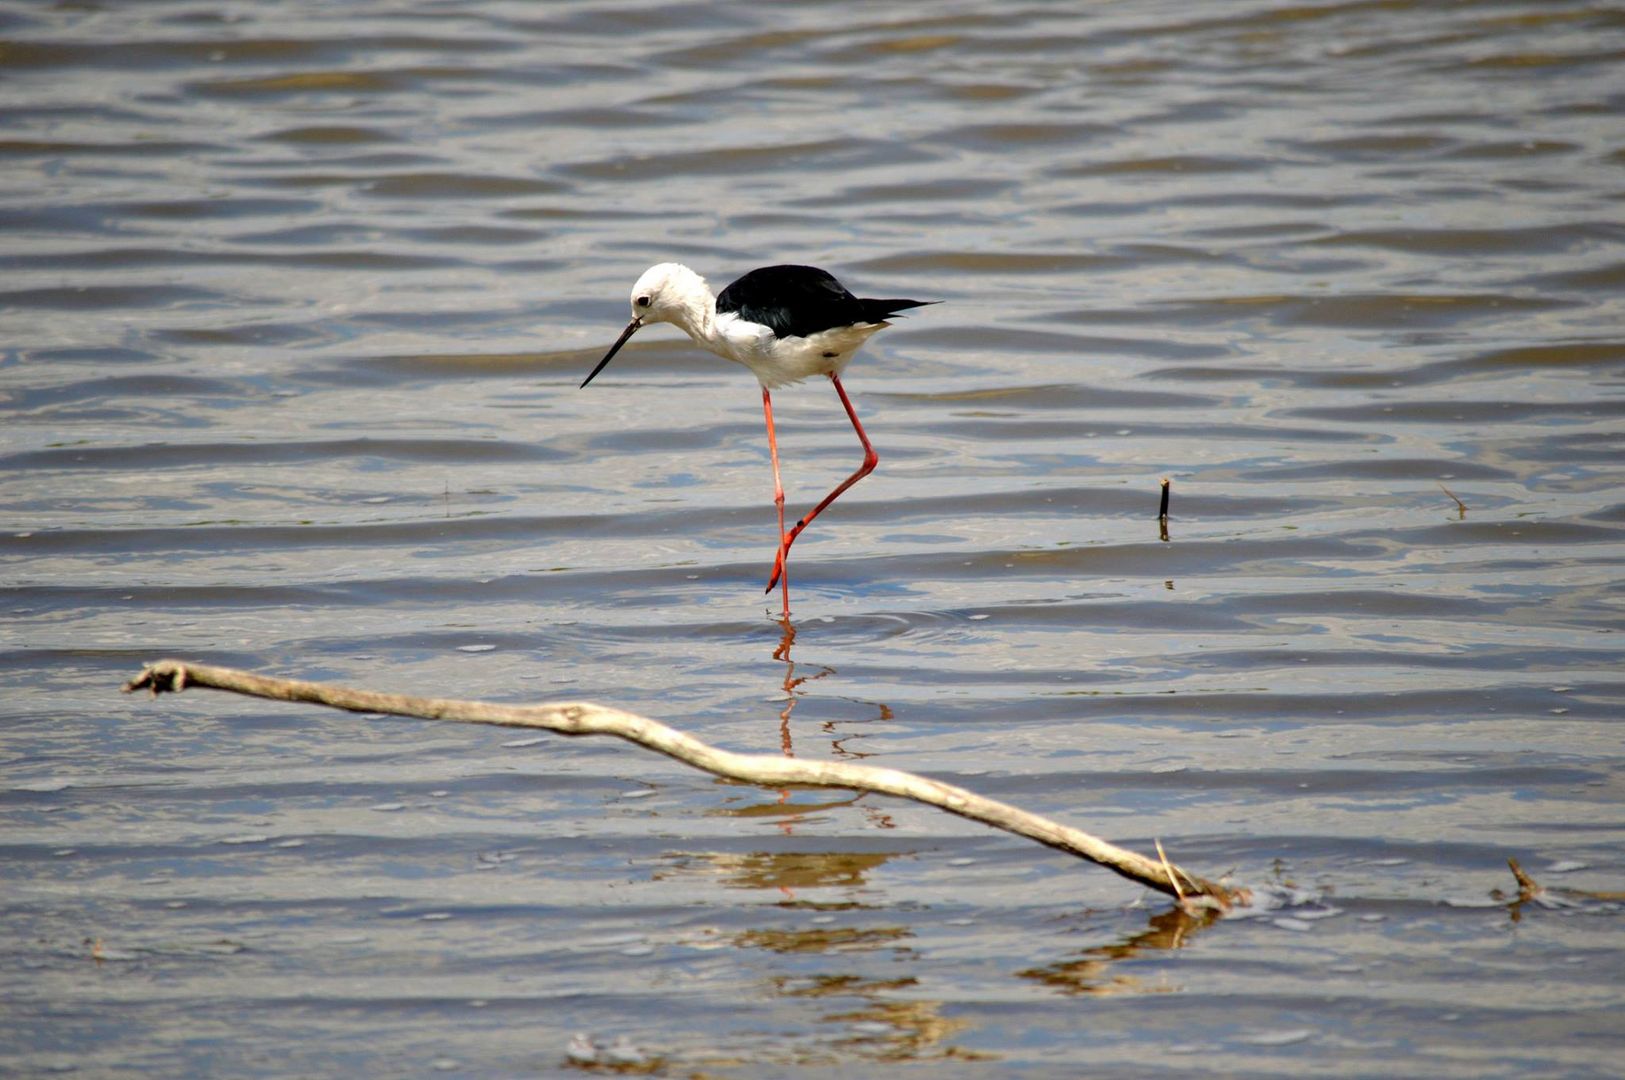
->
[122,659,1244,910]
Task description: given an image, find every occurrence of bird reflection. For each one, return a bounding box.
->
[771,972,984,1064]
[773,615,833,758]
[658,849,894,893]
[770,616,897,834]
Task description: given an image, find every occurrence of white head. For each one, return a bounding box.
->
[627,262,709,328]
[581,263,712,388]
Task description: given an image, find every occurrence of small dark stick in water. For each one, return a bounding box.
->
[1158,476,1171,520]
[1438,481,1467,518]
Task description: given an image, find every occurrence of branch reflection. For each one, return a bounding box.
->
[1017,905,1218,995]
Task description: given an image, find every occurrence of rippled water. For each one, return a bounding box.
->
[4,1,1623,1075]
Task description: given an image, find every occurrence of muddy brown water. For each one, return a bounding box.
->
[3,2,1623,1076]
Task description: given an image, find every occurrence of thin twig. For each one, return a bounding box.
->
[1155,837,1184,903]
[1438,481,1467,516]
[1158,477,1171,520]
[123,659,1243,910]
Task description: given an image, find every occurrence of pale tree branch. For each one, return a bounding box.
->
[122,659,1246,910]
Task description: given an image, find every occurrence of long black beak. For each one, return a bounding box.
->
[581,317,642,388]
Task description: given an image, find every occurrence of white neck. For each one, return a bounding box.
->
[653,265,723,354]
[671,292,720,352]
[641,263,797,380]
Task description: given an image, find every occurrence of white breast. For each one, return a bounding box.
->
[710,313,887,389]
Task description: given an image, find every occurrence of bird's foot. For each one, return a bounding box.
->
[767,524,803,592]
[765,517,810,593]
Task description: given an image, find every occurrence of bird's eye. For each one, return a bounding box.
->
[635,295,651,307]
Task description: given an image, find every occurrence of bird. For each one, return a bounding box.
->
[580,263,933,614]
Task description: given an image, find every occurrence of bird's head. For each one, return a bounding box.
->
[581,261,715,388]
[581,263,709,388]
[628,263,707,327]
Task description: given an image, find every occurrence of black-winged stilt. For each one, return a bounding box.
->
[581,263,933,614]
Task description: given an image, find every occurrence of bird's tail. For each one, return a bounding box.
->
[859,297,937,322]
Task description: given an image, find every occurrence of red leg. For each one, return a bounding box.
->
[766,372,877,593]
[762,387,791,615]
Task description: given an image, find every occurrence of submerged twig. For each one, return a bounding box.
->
[123,659,1243,910]
[1497,857,1625,919]
[1507,857,1541,901]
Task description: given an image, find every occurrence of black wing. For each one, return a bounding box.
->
[717,264,932,339]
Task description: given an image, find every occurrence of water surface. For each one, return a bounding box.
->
[3,1,1623,1075]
